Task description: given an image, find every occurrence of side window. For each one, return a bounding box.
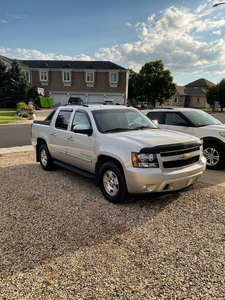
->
[55,110,72,130]
[165,113,185,126]
[147,112,164,124]
[72,111,91,129]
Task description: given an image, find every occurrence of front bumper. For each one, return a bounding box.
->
[125,157,206,194]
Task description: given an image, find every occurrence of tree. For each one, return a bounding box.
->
[8,59,28,108]
[206,79,225,112]
[128,69,138,106]
[25,82,38,102]
[218,79,225,112]
[0,58,11,107]
[135,60,177,107]
[206,84,219,107]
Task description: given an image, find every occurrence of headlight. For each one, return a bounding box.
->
[220,132,225,138]
[132,152,159,168]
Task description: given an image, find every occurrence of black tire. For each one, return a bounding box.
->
[203,143,225,170]
[99,162,128,203]
[39,144,55,171]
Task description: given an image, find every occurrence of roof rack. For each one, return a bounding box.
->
[146,107,175,110]
[64,101,123,107]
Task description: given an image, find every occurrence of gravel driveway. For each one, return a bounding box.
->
[0,151,225,299]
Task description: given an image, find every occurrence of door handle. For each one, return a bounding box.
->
[67,137,74,141]
[51,132,57,137]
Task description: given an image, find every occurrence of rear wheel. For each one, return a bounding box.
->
[99,162,128,203]
[203,143,224,170]
[39,144,55,171]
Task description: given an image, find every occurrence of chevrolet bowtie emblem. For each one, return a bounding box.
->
[181,154,190,160]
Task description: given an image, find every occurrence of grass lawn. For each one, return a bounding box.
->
[0,108,20,124]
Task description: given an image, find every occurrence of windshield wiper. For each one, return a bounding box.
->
[104,127,131,133]
[133,126,153,130]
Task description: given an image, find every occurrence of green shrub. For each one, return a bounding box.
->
[17,102,27,110]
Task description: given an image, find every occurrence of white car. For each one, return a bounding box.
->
[141,107,225,169]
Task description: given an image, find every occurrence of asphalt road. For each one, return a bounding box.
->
[0,108,54,148]
[0,124,31,148]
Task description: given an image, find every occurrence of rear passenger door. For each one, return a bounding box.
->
[48,108,73,162]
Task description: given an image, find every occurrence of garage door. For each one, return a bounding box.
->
[52,94,67,106]
[88,95,104,103]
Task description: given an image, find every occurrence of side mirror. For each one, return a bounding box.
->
[151,119,158,126]
[73,125,93,136]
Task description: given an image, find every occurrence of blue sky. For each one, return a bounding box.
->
[1,0,225,85]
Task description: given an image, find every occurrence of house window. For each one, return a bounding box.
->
[63,72,71,82]
[86,72,94,82]
[24,71,30,82]
[197,97,200,103]
[188,97,190,103]
[174,97,177,103]
[40,71,48,81]
[110,73,118,83]
[179,96,184,103]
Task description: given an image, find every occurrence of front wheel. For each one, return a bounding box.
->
[203,143,225,170]
[39,144,55,171]
[99,162,128,203]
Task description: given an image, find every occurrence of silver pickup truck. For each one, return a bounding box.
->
[31,104,206,203]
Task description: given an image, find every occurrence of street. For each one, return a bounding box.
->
[0,124,31,148]
[0,108,54,148]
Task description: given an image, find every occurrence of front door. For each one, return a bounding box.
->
[65,110,96,173]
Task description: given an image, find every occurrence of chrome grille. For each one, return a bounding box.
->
[160,145,201,169]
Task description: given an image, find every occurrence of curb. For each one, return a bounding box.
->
[0,145,34,155]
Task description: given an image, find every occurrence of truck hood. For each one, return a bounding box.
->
[105,128,199,150]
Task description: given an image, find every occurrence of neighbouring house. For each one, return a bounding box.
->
[0,55,129,105]
[166,78,216,108]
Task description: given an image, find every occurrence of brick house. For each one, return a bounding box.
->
[166,78,216,108]
[0,55,129,105]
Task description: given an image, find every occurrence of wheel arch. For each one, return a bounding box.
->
[36,138,47,162]
[95,155,125,186]
[202,137,225,150]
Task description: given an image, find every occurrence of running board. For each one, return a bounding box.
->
[53,160,95,179]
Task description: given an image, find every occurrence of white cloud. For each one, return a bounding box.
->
[6,14,28,19]
[212,30,221,35]
[5,49,94,61]
[2,0,225,83]
[1,20,7,23]
[0,47,11,56]
[94,1,225,79]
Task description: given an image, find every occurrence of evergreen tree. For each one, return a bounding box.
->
[8,59,28,108]
[0,59,11,107]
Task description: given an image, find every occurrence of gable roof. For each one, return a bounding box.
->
[175,85,209,97]
[0,55,126,70]
[185,78,215,88]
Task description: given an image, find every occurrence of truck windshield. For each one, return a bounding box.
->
[92,108,158,133]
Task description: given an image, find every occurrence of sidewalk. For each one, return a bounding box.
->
[0,145,34,155]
